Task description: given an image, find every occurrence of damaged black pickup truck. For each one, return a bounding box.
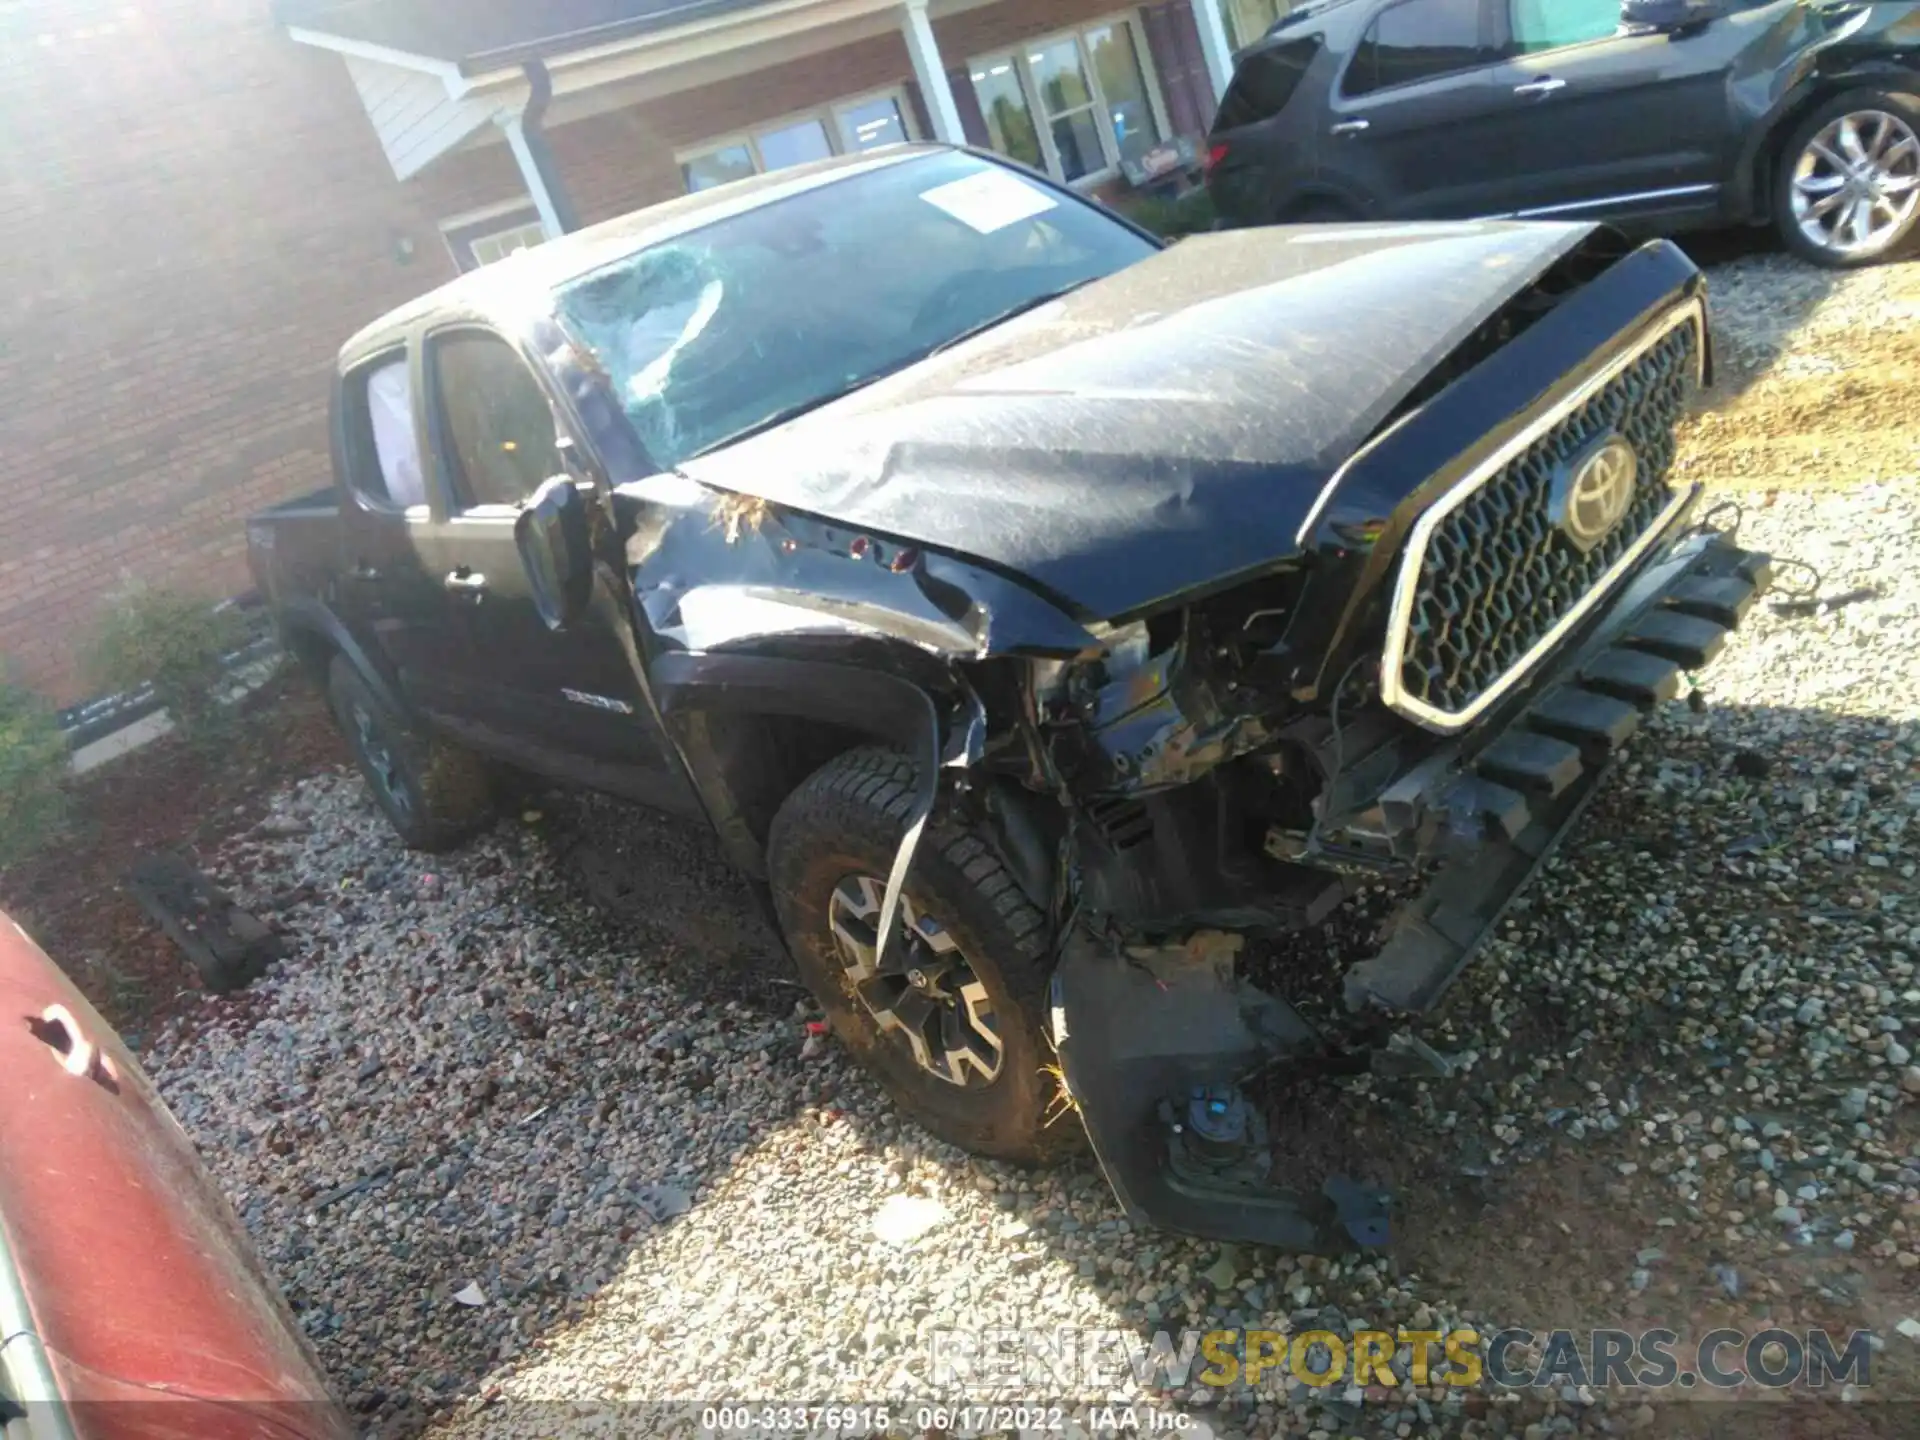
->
[249,144,1771,1252]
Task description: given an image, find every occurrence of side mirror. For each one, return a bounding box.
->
[1621,0,1730,32]
[515,477,594,631]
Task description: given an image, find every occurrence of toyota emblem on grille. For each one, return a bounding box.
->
[1554,435,1638,552]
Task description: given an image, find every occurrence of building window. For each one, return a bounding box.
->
[971,58,1043,171]
[680,91,917,193]
[967,16,1167,187]
[683,144,757,192]
[440,203,548,273]
[754,116,835,169]
[1220,0,1291,51]
[1085,22,1162,169]
[468,220,548,267]
[1027,35,1106,181]
[837,95,910,152]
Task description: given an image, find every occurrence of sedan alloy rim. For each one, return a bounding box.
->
[1791,109,1920,257]
[825,875,1004,1087]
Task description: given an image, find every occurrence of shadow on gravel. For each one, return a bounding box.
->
[529,787,798,1017]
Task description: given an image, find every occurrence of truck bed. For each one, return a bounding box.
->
[246,487,342,613]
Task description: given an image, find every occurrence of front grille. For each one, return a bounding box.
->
[1386,305,1702,728]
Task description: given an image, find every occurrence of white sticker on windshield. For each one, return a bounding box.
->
[919,169,1058,234]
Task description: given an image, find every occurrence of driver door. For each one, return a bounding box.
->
[413,325,693,812]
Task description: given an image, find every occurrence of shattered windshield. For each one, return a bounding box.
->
[554,150,1157,471]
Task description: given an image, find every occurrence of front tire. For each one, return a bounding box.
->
[766,747,1074,1163]
[1775,89,1920,268]
[326,657,494,852]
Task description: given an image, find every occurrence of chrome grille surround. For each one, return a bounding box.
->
[1381,299,1706,733]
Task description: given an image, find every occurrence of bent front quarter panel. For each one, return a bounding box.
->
[0,914,350,1440]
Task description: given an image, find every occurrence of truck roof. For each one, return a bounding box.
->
[339,142,955,363]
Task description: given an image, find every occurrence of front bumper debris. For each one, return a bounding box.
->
[1345,531,1770,1016]
[1053,529,1771,1251]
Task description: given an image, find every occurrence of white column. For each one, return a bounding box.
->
[499,113,567,240]
[901,0,966,145]
[1191,0,1235,103]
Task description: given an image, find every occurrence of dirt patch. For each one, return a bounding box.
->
[0,671,344,1039]
[1678,250,1920,494]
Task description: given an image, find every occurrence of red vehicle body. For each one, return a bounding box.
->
[0,909,351,1440]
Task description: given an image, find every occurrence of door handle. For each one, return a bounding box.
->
[443,569,488,599]
[1329,119,1370,136]
[350,561,382,581]
[1513,77,1567,97]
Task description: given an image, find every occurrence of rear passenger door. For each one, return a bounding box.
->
[331,349,469,723]
[414,326,696,812]
[1321,0,1514,218]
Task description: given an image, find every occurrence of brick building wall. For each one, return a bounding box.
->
[0,0,462,700]
[0,0,1210,704]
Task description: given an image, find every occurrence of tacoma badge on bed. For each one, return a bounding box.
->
[249,144,1770,1251]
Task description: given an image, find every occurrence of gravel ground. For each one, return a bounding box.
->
[141,251,1920,1440]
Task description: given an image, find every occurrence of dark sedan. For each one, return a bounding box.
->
[0,910,351,1440]
[1206,0,1920,267]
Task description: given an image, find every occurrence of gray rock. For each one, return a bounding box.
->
[1202,1248,1241,1290]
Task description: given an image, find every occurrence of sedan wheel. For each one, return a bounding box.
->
[1779,93,1920,267]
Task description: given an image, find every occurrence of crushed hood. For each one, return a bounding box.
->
[677,219,1602,621]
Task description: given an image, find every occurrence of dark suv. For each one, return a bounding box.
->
[1206,0,1920,268]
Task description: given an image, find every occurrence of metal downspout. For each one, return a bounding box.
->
[513,59,580,236]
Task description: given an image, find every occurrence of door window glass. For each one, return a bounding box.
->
[837,96,909,151]
[431,334,563,511]
[1217,37,1323,129]
[1085,23,1164,169]
[360,357,427,511]
[1509,0,1620,51]
[970,57,1046,170]
[1345,0,1489,97]
[754,117,834,170]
